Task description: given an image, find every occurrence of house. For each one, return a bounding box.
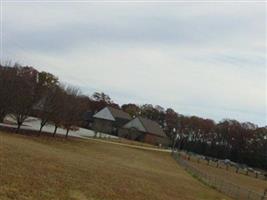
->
[93,106,131,136]
[118,117,170,146]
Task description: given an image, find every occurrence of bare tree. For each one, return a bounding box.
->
[36,86,60,134]
[10,67,39,132]
[34,72,59,134]
[92,92,111,103]
[48,85,66,137]
[61,86,83,138]
[0,65,18,122]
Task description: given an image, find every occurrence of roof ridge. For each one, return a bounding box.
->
[136,116,165,137]
[107,106,131,120]
[107,107,116,119]
[137,117,148,132]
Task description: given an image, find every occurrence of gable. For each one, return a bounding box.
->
[123,117,146,132]
[93,107,115,121]
[138,117,166,137]
[108,106,131,120]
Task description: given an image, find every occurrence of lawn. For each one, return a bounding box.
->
[0,131,231,200]
[186,159,267,194]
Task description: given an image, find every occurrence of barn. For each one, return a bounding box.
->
[93,106,131,136]
[118,117,170,146]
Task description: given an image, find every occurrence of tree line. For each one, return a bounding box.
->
[0,63,266,170]
[0,64,86,137]
[121,104,267,170]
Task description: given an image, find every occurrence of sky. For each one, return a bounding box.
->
[1,1,266,126]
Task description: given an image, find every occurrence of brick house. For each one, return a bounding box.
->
[119,117,170,146]
[93,106,131,136]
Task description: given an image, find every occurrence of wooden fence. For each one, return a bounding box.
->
[172,152,267,200]
[179,151,267,181]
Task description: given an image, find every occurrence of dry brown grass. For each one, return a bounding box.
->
[0,132,231,200]
[186,159,267,193]
[104,137,156,148]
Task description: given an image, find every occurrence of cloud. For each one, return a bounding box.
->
[4,2,265,50]
[2,2,266,126]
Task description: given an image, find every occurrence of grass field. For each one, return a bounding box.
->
[186,159,267,194]
[0,131,231,200]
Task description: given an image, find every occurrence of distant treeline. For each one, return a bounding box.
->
[0,63,266,170]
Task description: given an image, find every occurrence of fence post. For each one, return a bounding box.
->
[261,189,267,200]
[171,154,265,200]
[247,190,251,200]
[236,186,240,200]
[219,179,224,193]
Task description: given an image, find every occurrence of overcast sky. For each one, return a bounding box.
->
[2,1,266,126]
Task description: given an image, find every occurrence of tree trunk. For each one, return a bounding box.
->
[38,125,44,136]
[65,129,70,138]
[0,111,5,123]
[39,125,43,132]
[53,126,58,137]
[0,116,4,123]
[39,120,47,136]
[172,137,177,151]
[40,121,46,131]
[16,122,22,133]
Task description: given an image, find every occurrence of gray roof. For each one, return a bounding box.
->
[108,106,131,120]
[138,117,166,137]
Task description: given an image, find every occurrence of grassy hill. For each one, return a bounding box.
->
[0,132,231,200]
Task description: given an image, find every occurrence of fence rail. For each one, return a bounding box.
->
[179,151,267,181]
[172,152,267,200]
